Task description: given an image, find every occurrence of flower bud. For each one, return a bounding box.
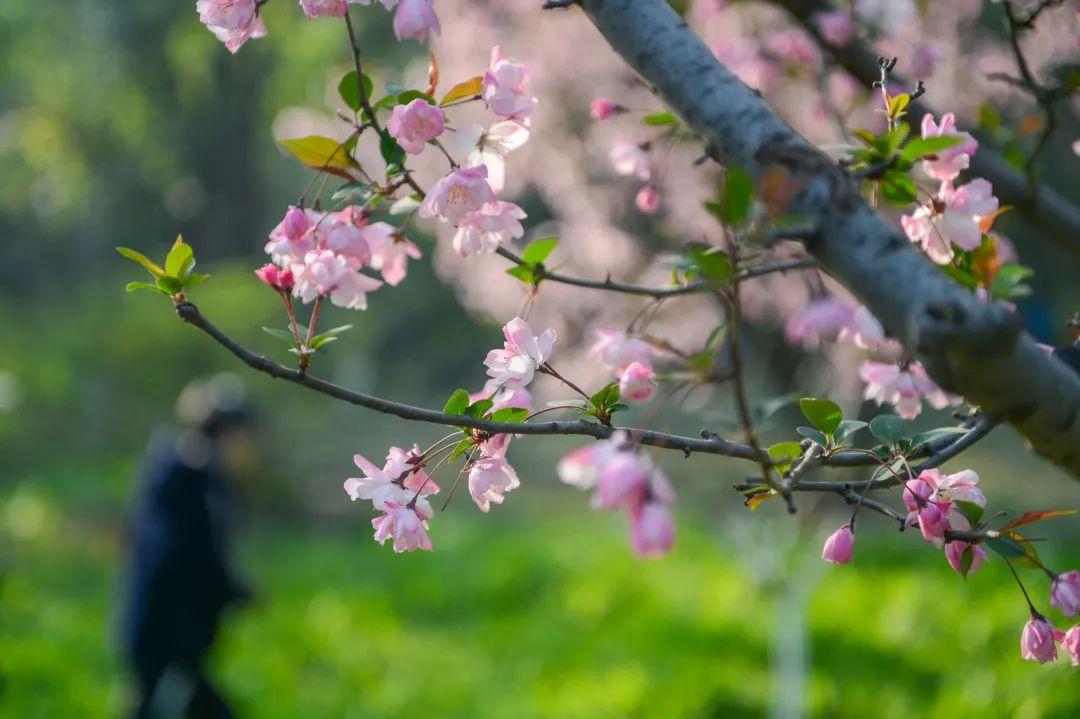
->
[254,263,294,293]
[635,185,660,214]
[1051,570,1080,617]
[1020,615,1059,664]
[590,98,624,121]
[821,524,855,565]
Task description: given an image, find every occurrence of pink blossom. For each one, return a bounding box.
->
[764,28,819,67]
[327,270,384,310]
[418,165,495,226]
[361,222,421,286]
[593,451,655,510]
[903,471,950,548]
[635,185,661,214]
[386,99,445,155]
[372,502,433,553]
[344,449,435,510]
[814,10,854,47]
[322,211,372,264]
[447,121,530,194]
[902,179,999,264]
[196,0,267,54]
[482,46,537,121]
[299,0,348,18]
[859,360,960,420]
[821,525,855,564]
[484,317,557,389]
[266,206,318,262]
[619,362,657,401]
[556,440,620,491]
[1020,616,1059,664]
[254,263,294,293]
[382,444,436,492]
[610,140,651,181]
[1063,625,1080,666]
[909,42,943,79]
[468,456,521,512]
[452,201,527,256]
[590,98,624,121]
[934,469,986,507]
[945,540,987,577]
[629,502,675,558]
[393,0,440,43]
[292,250,348,303]
[588,329,658,374]
[837,305,901,354]
[1052,571,1080,617]
[785,298,854,348]
[919,113,979,182]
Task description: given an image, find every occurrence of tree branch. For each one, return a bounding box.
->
[575,0,1080,477]
[767,0,1080,256]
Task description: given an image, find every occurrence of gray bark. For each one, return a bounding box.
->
[576,0,1080,477]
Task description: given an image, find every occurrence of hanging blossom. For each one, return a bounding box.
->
[386,99,446,155]
[196,0,267,53]
[902,468,986,549]
[419,165,528,257]
[822,524,855,565]
[610,140,651,181]
[1021,615,1060,664]
[345,445,439,553]
[392,0,439,42]
[902,179,999,265]
[484,317,557,390]
[785,298,855,349]
[919,113,979,183]
[264,205,416,310]
[468,457,521,512]
[837,305,903,355]
[619,362,657,402]
[860,360,961,420]
[557,431,677,558]
[588,329,662,375]
[482,45,538,122]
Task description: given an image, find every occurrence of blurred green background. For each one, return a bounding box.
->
[2,1,1080,717]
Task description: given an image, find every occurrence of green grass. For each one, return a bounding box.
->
[3,485,1080,719]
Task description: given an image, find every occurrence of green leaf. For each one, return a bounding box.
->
[522,237,558,264]
[185,273,211,289]
[309,324,353,349]
[280,136,360,180]
[899,135,964,163]
[125,281,165,294]
[768,441,804,473]
[450,437,473,460]
[467,399,494,418]
[796,426,829,447]
[909,426,968,450]
[590,381,620,410]
[642,110,677,126]
[880,170,917,206]
[339,70,374,113]
[379,130,406,167]
[888,93,911,118]
[687,243,733,283]
[490,407,529,424]
[505,265,536,284]
[443,389,471,416]
[799,397,843,436]
[990,263,1035,300]
[882,123,911,154]
[986,535,1027,559]
[869,414,906,445]
[164,236,194,278]
[116,247,164,277]
[397,90,437,106]
[954,500,984,528]
[836,419,868,445]
[262,327,298,345]
[439,76,484,106]
[155,276,183,295]
[331,181,374,205]
[713,166,754,226]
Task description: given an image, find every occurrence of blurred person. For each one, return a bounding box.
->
[120,374,256,719]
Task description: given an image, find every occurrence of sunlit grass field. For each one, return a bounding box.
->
[4,484,1080,719]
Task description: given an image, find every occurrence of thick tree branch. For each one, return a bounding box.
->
[768,0,1080,256]
[576,0,1080,477]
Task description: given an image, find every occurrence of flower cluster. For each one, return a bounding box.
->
[197,0,438,53]
[1023,574,1080,665]
[587,329,662,403]
[259,205,420,309]
[345,445,438,553]
[558,431,676,558]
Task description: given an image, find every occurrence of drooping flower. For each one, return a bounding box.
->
[1020,615,1059,664]
[344,448,436,510]
[482,46,537,121]
[610,140,651,181]
[619,362,657,401]
[629,501,675,558]
[859,360,960,420]
[635,185,661,214]
[901,179,999,264]
[814,9,854,47]
[361,222,421,286]
[386,99,446,155]
[592,451,654,510]
[452,201,527,257]
[556,439,621,491]
[587,329,659,374]
[837,305,902,354]
[393,0,440,42]
[919,113,979,182]
[822,525,855,564]
[266,206,318,262]
[1052,571,1080,617]
[933,468,986,508]
[446,121,530,194]
[468,456,521,512]
[371,501,433,553]
[196,0,267,53]
[1062,625,1080,666]
[785,298,855,349]
[484,317,557,390]
[418,165,496,226]
[254,263,294,293]
[903,471,951,548]
[590,98,624,121]
[945,540,987,577]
